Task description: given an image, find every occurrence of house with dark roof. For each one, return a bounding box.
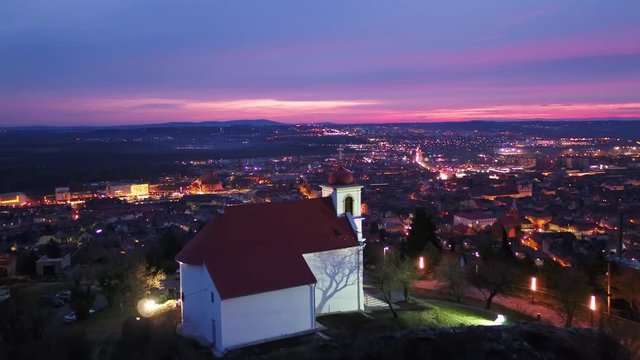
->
[176,166,365,354]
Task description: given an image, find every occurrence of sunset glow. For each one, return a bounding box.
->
[1,1,639,125]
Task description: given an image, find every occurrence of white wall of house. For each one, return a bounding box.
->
[219,284,315,352]
[453,215,497,229]
[179,263,220,346]
[303,246,363,315]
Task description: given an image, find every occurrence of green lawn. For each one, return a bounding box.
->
[410,287,536,324]
[318,300,500,341]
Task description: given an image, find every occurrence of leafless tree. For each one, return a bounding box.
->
[435,256,467,303]
[554,268,589,328]
[373,251,412,318]
[127,260,166,302]
[469,257,517,309]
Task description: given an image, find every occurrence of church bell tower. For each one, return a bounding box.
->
[319,165,365,243]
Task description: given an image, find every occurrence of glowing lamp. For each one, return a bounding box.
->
[530,277,537,292]
[418,256,425,270]
[589,295,596,311]
[494,314,506,325]
[137,299,159,317]
[383,246,389,259]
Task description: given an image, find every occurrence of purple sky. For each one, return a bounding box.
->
[1,0,640,125]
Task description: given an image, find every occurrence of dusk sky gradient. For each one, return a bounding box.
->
[1,0,640,125]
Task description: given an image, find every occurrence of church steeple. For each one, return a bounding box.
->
[320,165,365,243]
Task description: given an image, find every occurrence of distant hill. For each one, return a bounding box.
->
[0,119,285,130]
[153,119,285,128]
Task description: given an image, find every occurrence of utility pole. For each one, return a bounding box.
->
[606,261,611,316]
[618,211,624,259]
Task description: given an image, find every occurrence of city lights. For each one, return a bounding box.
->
[589,295,597,326]
[530,277,537,304]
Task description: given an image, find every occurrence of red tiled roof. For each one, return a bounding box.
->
[176,197,358,300]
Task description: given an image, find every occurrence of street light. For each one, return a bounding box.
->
[418,256,425,270]
[383,246,389,260]
[589,295,597,326]
[530,277,537,304]
[137,299,159,318]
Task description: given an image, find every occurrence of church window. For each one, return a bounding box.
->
[344,196,354,214]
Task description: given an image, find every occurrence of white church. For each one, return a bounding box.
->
[176,165,365,354]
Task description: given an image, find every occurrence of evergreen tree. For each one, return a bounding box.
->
[405,207,439,258]
[500,226,516,263]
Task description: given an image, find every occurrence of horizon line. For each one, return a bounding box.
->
[3,117,640,129]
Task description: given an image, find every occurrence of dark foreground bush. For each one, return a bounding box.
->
[345,324,630,360]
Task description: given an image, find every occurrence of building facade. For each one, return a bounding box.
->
[176,166,365,354]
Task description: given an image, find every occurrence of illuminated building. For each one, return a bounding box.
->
[55,187,70,203]
[0,192,28,206]
[177,165,365,354]
[106,182,149,199]
[130,184,150,197]
[188,172,224,193]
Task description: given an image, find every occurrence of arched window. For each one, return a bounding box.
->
[344,196,354,215]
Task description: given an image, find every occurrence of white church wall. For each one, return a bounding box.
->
[220,284,315,351]
[180,263,220,346]
[347,212,365,242]
[303,246,363,315]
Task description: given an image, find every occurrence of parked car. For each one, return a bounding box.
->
[51,296,65,307]
[56,290,71,302]
[63,312,77,324]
